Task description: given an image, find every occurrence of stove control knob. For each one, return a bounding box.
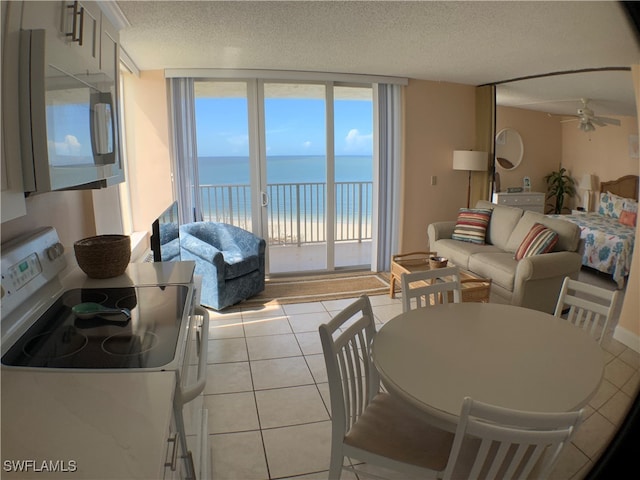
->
[46,242,65,260]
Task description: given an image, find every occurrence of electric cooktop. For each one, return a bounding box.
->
[2,285,189,369]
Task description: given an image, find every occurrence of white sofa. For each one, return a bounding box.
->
[427,200,582,313]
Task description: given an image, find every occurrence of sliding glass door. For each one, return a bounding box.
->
[193,79,374,275]
[261,83,374,273]
[261,83,327,273]
[194,82,253,229]
[334,86,373,268]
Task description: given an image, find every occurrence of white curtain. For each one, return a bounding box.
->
[375,84,402,271]
[168,78,201,223]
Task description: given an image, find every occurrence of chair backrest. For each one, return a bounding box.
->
[401,266,462,312]
[319,295,379,438]
[553,276,619,344]
[443,397,583,480]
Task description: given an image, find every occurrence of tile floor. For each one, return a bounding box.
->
[203,269,639,480]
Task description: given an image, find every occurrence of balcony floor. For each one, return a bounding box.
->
[267,240,372,275]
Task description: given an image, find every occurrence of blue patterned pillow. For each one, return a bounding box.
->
[598,192,626,218]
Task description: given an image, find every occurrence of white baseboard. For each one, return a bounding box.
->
[613,325,640,353]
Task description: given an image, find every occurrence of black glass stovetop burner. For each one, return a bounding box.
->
[2,285,189,369]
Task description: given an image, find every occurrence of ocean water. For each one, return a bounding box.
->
[197,155,373,185]
[197,156,373,242]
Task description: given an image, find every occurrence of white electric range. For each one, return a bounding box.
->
[1,227,208,479]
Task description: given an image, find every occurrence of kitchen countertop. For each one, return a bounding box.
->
[1,369,176,479]
[62,260,196,289]
[0,261,197,479]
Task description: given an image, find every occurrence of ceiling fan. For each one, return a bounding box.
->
[561,98,621,132]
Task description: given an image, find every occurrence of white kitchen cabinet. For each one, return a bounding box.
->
[492,192,546,213]
[66,0,102,70]
[100,12,118,79]
[1,1,27,222]
[20,1,70,71]
[20,1,63,34]
[163,411,191,480]
[2,370,177,479]
[21,0,101,72]
[21,1,116,78]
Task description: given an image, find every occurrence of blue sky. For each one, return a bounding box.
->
[195,97,373,157]
[47,104,93,157]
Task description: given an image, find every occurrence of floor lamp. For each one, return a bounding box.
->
[453,150,488,208]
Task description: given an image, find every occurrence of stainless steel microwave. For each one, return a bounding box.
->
[19,29,124,193]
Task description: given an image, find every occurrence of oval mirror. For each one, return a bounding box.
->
[495,128,524,170]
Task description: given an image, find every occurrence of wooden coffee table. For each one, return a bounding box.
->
[389,251,492,303]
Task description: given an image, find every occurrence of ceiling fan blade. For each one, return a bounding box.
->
[594,116,621,126]
[590,117,607,127]
[561,118,580,123]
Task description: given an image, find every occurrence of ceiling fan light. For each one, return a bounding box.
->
[580,122,595,132]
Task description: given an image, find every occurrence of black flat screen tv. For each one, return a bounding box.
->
[150,201,180,262]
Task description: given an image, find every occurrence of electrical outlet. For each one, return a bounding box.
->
[431,175,437,186]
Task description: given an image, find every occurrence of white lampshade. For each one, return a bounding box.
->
[453,150,488,172]
[580,173,596,191]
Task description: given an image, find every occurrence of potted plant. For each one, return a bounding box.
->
[544,168,576,214]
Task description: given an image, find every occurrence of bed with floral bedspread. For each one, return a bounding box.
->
[548,175,638,289]
[549,212,635,288]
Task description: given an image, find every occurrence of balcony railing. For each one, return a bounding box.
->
[199,182,373,246]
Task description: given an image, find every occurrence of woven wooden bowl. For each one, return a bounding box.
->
[74,235,131,279]
[429,256,448,269]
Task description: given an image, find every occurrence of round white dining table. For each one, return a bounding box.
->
[371,302,605,432]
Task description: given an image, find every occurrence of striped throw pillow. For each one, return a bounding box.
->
[451,208,492,244]
[515,223,559,260]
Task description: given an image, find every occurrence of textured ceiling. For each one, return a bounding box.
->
[117,0,640,116]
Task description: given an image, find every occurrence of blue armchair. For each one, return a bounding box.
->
[179,222,266,310]
[158,222,181,261]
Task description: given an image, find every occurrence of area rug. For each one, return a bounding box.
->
[242,271,390,307]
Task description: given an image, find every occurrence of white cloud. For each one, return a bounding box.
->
[50,134,83,155]
[344,129,372,151]
[303,141,312,149]
[346,129,360,142]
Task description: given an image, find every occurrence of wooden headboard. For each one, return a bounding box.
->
[600,175,639,201]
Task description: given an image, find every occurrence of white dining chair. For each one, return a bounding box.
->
[319,298,584,480]
[553,276,619,344]
[443,397,584,480]
[401,266,462,312]
[318,295,457,480]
